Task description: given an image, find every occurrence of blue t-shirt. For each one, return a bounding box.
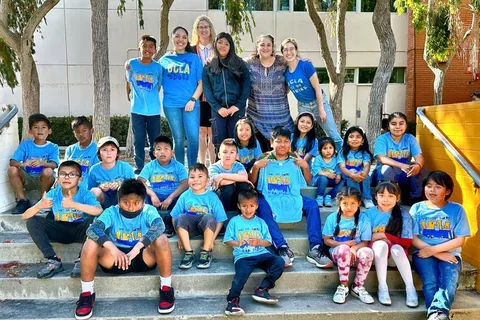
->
[337,149,371,174]
[323,212,372,245]
[257,154,307,223]
[223,215,272,263]
[64,141,99,189]
[291,134,318,160]
[87,161,135,190]
[159,52,203,108]
[208,161,247,180]
[285,60,317,103]
[44,186,100,222]
[138,159,187,199]
[126,58,162,116]
[410,201,470,256]
[310,155,340,186]
[96,204,160,249]
[373,132,422,164]
[170,189,227,222]
[365,206,413,239]
[11,140,60,177]
[237,140,262,168]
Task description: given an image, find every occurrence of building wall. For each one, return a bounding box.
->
[0,108,19,213]
[416,103,480,290]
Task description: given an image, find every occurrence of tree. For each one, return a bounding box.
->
[91,0,110,140]
[305,0,348,130]
[0,0,60,139]
[366,0,397,147]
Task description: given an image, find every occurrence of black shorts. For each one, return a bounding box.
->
[100,246,157,274]
[200,101,212,127]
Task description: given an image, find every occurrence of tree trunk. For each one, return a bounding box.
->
[367,0,396,148]
[432,68,445,105]
[329,83,344,131]
[19,47,40,140]
[90,0,110,141]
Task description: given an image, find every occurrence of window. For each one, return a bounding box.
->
[246,0,274,11]
[358,67,406,84]
[360,0,401,12]
[294,0,356,12]
[208,0,224,10]
[389,67,405,83]
[315,68,355,84]
[278,0,290,10]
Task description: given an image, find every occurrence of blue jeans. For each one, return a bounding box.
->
[413,253,462,316]
[315,175,344,198]
[227,253,285,301]
[211,108,244,154]
[343,174,372,200]
[163,107,200,167]
[131,113,161,170]
[374,164,427,198]
[256,195,322,249]
[298,90,342,151]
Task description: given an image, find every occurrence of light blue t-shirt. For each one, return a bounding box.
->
[44,186,100,222]
[208,161,247,180]
[237,140,262,167]
[310,155,340,186]
[291,134,318,160]
[365,206,413,239]
[159,52,202,108]
[11,140,60,177]
[223,215,272,263]
[373,132,422,164]
[285,60,317,103]
[96,204,160,249]
[410,201,470,256]
[126,58,162,116]
[337,149,371,174]
[170,189,227,222]
[87,161,135,190]
[138,159,187,199]
[323,212,372,244]
[64,141,99,189]
[257,155,307,223]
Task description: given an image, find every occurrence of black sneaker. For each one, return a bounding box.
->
[252,287,278,305]
[196,250,212,269]
[71,258,81,278]
[134,168,142,175]
[37,259,64,278]
[179,251,195,269]
[75,291,95,320]
[225,297,245,316]
[163,227,175,238]
[11,199,31,214]
[277,246,294,267]
[158,286,175,314]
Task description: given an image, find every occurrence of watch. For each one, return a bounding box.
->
[189,97,197,102]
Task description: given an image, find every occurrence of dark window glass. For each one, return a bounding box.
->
[208,0,224,10]
[316,68,355,84]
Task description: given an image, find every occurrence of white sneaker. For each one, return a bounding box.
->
[378,286,391,305]
[332,285,349,304]
[351,285,374,304]
[363,199,375,209]
[406,288,419,308]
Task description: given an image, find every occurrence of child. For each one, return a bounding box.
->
[311,137,343,207]
[88,136,135,209]
[22,161,102,279]
[338,126,374,209]
[366,181,418,307]
[322,187,374,304]
[75,179,175,320]
[223,190,285,316]
[170,163,227,269]
[250,126,331,269]
[411,171,470,320]
[208,138,252,211]
[9,113,59,214]
[373,112,427,205]
[64,116,99,189]
[125,34,163,174]
[138,136,188,237]
[291,112,318,164]
[234,118,262,171]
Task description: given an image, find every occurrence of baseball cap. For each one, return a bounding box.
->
[97,136,120,149]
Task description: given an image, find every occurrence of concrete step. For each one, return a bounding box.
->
[0,258,476,300]
[1,291,480,320]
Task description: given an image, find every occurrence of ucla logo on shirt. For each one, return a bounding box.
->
[186,204,209,216]
[151,173,176,190]
[266,173,290,194]
[133,72,155,91]
[166,59,192,81]
[115,228,143,246]
[239,154,254,164]
[420,218,453,239]
[55,211,84,222]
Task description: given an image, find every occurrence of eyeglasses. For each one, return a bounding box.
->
[198,26,210,30]
[58,172,80,179]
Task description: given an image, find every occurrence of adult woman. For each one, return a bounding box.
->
[245,34,294,151]
[203,32,251,154]
[281,38,342,151]
[159,26,203,167]
[191,15,216,165]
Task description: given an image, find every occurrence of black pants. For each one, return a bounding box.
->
[26,215,92,259]
[215,182,252,211]
[211,109,243,155]
[227,253,285,301]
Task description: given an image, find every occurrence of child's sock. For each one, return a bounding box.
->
[47,255,61,262]
[160,276,172,288]
[81,280,95,294]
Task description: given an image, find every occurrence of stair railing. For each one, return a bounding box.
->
[0,104,18,134]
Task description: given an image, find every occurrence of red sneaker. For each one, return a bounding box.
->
[158,286,175,314]
[75,291,95,320]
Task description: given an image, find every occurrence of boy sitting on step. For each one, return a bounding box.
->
[22,161,102,279]
[224,189,285,316]
[138,136,188,237]
[75,179,175,320]
[170,163,227,270]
